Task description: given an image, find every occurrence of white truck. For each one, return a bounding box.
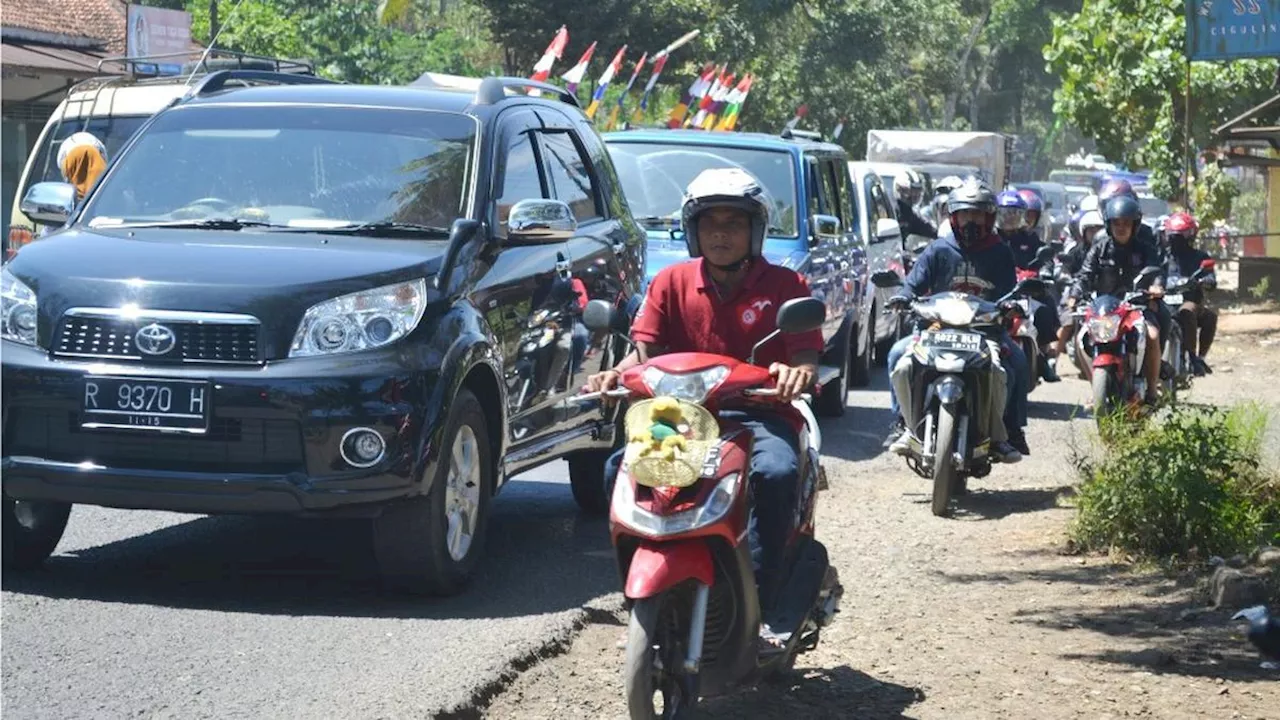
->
[866,130,1013,190]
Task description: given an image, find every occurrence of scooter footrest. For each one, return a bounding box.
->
[762,538,829,639]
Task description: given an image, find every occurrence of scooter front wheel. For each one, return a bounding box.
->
[1092,367,1118,427]
[931,404,959,518]
[625,593,689,720]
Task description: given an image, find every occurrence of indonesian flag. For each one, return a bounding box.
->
[701,72,739,129]
[667,62,715,129]
[585,45,627,119]
[630,53,669,125]
[561,41,597,95]
[714,74,754,131]
[688,66,729,129]
[783,104,808,132]
[832,116,846,141]
[530,26,569,83]
[605,52,647,131]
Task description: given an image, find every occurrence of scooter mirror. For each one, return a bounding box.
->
[871,270,903,288]
[583,299,619,333]
[1035,246,1056,264]
[1015,277,1046,297]
[1135,265,1163,289]
[776,297,826,335]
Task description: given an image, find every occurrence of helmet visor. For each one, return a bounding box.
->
[995,207,1025,230]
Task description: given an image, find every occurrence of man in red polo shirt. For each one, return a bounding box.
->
[587,167,823,622]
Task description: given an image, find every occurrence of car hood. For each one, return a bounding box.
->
[642,230,806,283]
[9,228,447,358]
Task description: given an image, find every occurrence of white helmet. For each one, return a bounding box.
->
[893,170,922,193]
[1079,210,1104,232]
[1078,193,1099,213]
[57,131,108,172]
[680,167,773,260]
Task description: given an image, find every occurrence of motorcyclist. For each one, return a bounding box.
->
[1163,211,1218,375]
[928,174,965,239]
[1068,195,1168,405]
[883,178,1029,461]
[894,170,938,241]
[1097,178,1158,248]
[997,190,1060,382]
[1054,209,1104,356]
[586,167,822,633]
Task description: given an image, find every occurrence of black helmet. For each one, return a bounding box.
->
[946,179,996,216]
[681,167,773,260]
[1102,195,1141,224]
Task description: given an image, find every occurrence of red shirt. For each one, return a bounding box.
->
[632,258,825,367]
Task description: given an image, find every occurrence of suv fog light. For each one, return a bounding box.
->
[341,427,386,468]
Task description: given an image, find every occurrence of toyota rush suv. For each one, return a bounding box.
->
[605,128,875,416]
[2,70,644,595]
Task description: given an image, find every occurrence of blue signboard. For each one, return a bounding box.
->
[1187,0,1280,61]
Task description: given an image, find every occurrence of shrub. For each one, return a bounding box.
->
[1072,404,1280,560]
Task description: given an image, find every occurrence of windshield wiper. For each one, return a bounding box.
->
[94,218,286,231]
[281,221,451,238]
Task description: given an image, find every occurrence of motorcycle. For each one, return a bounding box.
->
[1012,245,1060,393]
[879,277,1043,517]
[1161,259,1216,390]
[574,296,843,719]
[1074,266,1164,426]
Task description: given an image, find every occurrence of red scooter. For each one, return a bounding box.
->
[576,297,842,719]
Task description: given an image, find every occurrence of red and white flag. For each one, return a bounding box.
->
[783,104,809,132]
[530,26,569,83]
[561,41,597,95]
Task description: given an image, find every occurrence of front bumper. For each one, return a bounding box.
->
[2,342,432,515]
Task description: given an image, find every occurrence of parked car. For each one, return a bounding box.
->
[604,128,873,416]
[1,70,645,595]
[5,50,316,258]
[848,161,911,364]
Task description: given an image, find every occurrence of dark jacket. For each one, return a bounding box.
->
[905,232,1016,302]
[1165,245,1216,304]
[896,198,937,240]
[1060,241,1089,277]
[1000,229,1045,270]
[1070,231,1166,299]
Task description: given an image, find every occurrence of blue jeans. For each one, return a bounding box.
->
[605,410,798,602]
[886,331,1028,431]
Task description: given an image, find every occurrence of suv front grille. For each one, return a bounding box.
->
[53,311,262,364]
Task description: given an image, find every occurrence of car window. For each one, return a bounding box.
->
[539,130,600,223]
[82,105,475,231]
[837,163,859,238]
[814,158,841,226]
[23,114,149,192]
[865,174,891,224]
[605,142,799,236]
[496,129,547,231]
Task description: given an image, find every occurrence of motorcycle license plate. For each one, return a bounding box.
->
[1164,293,1183,305]
[922,330,982,352]
[82,376,211,432]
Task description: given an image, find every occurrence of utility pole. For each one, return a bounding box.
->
[209,0,220,42]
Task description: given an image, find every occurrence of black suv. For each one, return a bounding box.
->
[1,71,644,595]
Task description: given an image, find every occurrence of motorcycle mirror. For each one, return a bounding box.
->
[912,240,930,254]
[871,270,903,289]
[1016,277,1046,297]
[583,299,619,333]
[776,297,826,335]
[1035,246,1056,264]
[1199,258,1216,270]
[1135,265,1163,288]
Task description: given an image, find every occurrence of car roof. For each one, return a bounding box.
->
[54,83,192,119]
[180,83,491,114]
[604,128,845,155]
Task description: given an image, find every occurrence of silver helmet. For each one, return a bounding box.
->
[680,167,773,260]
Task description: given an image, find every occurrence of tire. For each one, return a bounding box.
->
[624,594,687,720]
[2,494,71,570]
[567,448,613,515]
[1021,337,1039,392]
[373,388,492,596]
[1092,368,1117,428]
[873,306,896,368]
[931,404,959,518]
[848,319,872,388]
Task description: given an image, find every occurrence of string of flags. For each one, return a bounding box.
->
[519,27,846,140]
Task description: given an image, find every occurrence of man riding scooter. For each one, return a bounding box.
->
[1163,211,1218,376]
[996,190,1061,383]
[883,179,1030,460]
[1054,209,1104,366]
[1067,195,1168,405]
[895,170,938,241]
[586,167,822,648]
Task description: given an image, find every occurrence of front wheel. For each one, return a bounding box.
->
[931,404,960,518]
[1092,367,1118,427]
[567,449,613,515]
[624,594,688,720]
[2,494,71,570]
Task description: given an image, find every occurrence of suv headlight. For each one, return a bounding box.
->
[290,279,427,357]
[642,365,730,404]
[1,268,38,347]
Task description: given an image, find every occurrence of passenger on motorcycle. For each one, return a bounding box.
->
[1067,195,1168,405]
[895,170,938,240]
[997,190,1061,382]
[1055,209,1104,356]
[586,167,822,623]
[1163,212,1217,376]
[883,179,1030,461]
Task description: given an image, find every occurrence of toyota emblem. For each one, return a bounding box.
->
[134,323,177,355]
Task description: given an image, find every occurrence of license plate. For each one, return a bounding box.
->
[922,330,983,352]
[1164,293,1183,305]
[82,376,211,433]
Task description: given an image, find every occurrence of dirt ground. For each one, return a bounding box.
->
[481,276,1280,720]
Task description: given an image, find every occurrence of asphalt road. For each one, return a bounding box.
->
[1,461,621,718]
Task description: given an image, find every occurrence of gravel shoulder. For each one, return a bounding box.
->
[482,308,1280,719]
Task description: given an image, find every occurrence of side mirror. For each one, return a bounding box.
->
[1035,246,1056,264]
[1015,277,1046,297]
[583,298,628,333]
[875,218,901,242]
[810,214,841,246]
[507,199,576,243]
[871,270,903,288]
[1199,258,1216,271]
[911,240,930,254]
[21,182,77,226]
[1048,240,1064,254]
[776,297,826,334]
[1135,265,1163,289]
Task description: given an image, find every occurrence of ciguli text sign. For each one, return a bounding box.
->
[1187,0,1280,60]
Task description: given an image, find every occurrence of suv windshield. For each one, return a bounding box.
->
[605,142,798,237]
[81,105,475,231]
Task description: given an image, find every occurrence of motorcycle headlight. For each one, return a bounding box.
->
[1087,315,1122,342]
[642,365,730,404]
[612,472,741,537]
[931,297,977,326]
[290,279,427,357]
[1,268,38,347]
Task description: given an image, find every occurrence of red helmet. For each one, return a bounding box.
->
[1165,211,1198,238]
[1098,178,1136,202]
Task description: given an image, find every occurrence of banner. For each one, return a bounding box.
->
[126,4,192,74]
[1185,0,1280,61]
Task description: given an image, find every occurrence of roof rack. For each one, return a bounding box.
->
[780,127,824,142]
[409,72,580,108]
[190,69,335,97]
[97,49,315,77]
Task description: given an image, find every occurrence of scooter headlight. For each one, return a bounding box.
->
[612,472,741,538]
[1087,315,1122,342]
[919,297,978,327]
[641,365,730,404]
